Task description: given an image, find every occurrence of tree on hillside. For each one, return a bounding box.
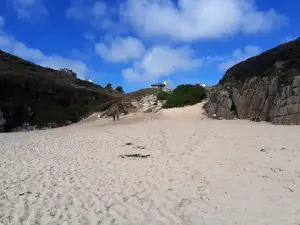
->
[105,83,112,89]
[115,86,124,93]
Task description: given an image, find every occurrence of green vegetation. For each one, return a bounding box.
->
[162,84,207,109]
[277,69,299,85]
[219,39,300,85]
[156,90,170,100]
[0,50,118,132]
[115,86,124,93]
[105,83,112,89]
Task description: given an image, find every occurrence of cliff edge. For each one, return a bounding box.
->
[204,38,300,125]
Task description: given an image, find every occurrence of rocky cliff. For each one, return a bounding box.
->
[205,37,300,125]
[0,50,122,132]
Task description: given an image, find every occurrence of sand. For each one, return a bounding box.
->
[1,103,300,225]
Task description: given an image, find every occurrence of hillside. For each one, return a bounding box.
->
[0,50,123,132]
[122,88,161,101]
[219,38,300,85]
[205,37,300,125]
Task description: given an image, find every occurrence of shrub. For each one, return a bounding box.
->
[115,86,124,93]
[277,69,299,85]
[105,83,112,89]
[162,84,207,109]
[156,91,170,100]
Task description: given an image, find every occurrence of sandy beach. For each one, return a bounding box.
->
[1,104,300,225]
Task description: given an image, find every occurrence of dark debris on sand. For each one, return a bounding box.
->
[119,154,150,159]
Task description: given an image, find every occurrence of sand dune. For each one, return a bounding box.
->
[1,105,300,225]
[155,102,207,120]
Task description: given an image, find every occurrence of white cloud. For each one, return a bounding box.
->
[0,16,4,27]
[66,1,128,35]
[7,0,48,21]
[122,46,202,82]
[0,32,89,78]
[92,1,107,17]
[95,36,145,63]
[122,0,288,42]
[66,0,109,25]
[218,45,262,71]
[39,56,88,78]
[12,41,45,60]
[84,33,95,42]
[66,0,103,20]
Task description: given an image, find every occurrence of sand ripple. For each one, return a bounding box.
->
[1,113,300,224]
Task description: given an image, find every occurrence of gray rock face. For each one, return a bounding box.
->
[0,110,5,126]
[123,94,165,113]
[0,109,5,132]
[205,37,300,125]
[270,76,300,125]
[205,76,300,125]
[206,90,235,119]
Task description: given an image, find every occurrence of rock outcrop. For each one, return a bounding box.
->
[120,88,172,113]
[122,93,166,113]
[205,37,300,125]
[0,50,122,132]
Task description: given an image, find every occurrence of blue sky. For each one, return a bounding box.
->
[0,0,299,93]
